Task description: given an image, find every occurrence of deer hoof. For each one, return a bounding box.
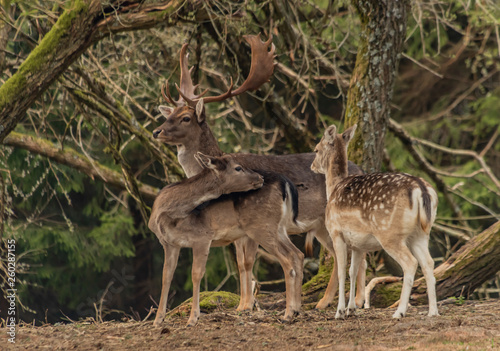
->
[186,318,198,327]
[335,309,346,319]
[392,311,405,319]
[315,299,330,310]
[153,315,164,327]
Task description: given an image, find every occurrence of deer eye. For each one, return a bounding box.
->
[235,166,242,172]
[182,117,191,122]
[314,149,318,153]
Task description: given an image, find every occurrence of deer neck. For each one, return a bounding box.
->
[184,169,224,208]
[325,148,349,201]
[164,169,224,218]
[177,122,224,178]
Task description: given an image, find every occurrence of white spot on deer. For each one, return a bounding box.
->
[373,205,378,210]
[380,203,384,209]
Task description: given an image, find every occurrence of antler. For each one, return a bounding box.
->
[202,34,276,103]
[162,43,208,107]
[162,34,276,107]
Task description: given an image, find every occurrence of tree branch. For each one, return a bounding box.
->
[0,0,200,143]
[3,132,159,202]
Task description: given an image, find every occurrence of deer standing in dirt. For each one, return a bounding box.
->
[152,34,366,311]
[311,124,439,319]
[149,152,304,327]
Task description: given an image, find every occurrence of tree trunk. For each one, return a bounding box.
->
[0,0,197,144]
[344,0,409,172]
[369,221,500,307]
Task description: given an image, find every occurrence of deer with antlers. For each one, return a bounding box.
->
[149,152,305,326]
[311,124,439,319]
[152,34,366,312]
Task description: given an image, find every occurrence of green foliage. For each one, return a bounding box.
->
[470,89,500,135]
[7,209,137,311]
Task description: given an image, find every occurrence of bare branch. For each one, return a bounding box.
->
[3,132,159,202]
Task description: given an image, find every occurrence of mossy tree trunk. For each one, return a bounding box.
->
[344,0,409,172]
[369,221,500,307]
[0,0,199,144]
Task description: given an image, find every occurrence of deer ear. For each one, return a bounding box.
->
[324,125,337,145]
[342,124,357,143]
[158,105,174,118]
[195,152,217,170]
[195,99,205,123]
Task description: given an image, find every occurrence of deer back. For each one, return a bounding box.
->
[330,173,437,231]
[151,169,300,248]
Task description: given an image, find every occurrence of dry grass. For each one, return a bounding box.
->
[3,298,500,350]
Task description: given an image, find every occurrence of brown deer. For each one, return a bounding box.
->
[311,124,439,319]
[152,34,366,311]
[149,152,305,326]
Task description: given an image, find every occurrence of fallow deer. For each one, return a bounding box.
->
[149,152,305,326]
[311,124,439,319]
[152,34,367,311]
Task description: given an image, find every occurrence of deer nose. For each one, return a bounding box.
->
[152,129,161,138]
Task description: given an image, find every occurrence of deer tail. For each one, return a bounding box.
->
[416,181,438,233]
[304,231,315,257]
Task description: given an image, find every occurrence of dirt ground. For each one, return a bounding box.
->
[3,296,500,350]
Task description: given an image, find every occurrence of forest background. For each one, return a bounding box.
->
[0,0,499,324]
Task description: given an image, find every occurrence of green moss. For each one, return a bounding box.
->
[370,281,402,308]
[174,291,240,313]
[0,0,88,110]
[199,291,240,310]
[302,250,334,295]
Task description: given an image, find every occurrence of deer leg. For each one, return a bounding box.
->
[313,227,339,309]
[383,243,418,319]
[314,226,366,309]
[187,242,211,327]
[234,237,259,311]
[154,243,180,327]
[331,231,348,319]
[277,240,304,321]
[256,231,304,321]
[283,229,305,315]
[356,255,367,308]
[347,249,364,316]
[410,236,439,317]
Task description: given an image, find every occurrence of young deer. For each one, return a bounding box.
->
[311,124,439,319]
[153,34,366,311]
[149,153,304,327]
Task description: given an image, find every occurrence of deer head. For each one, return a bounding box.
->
[152,34,276,144]
[195,152,264,194]
[311,124,357,177]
